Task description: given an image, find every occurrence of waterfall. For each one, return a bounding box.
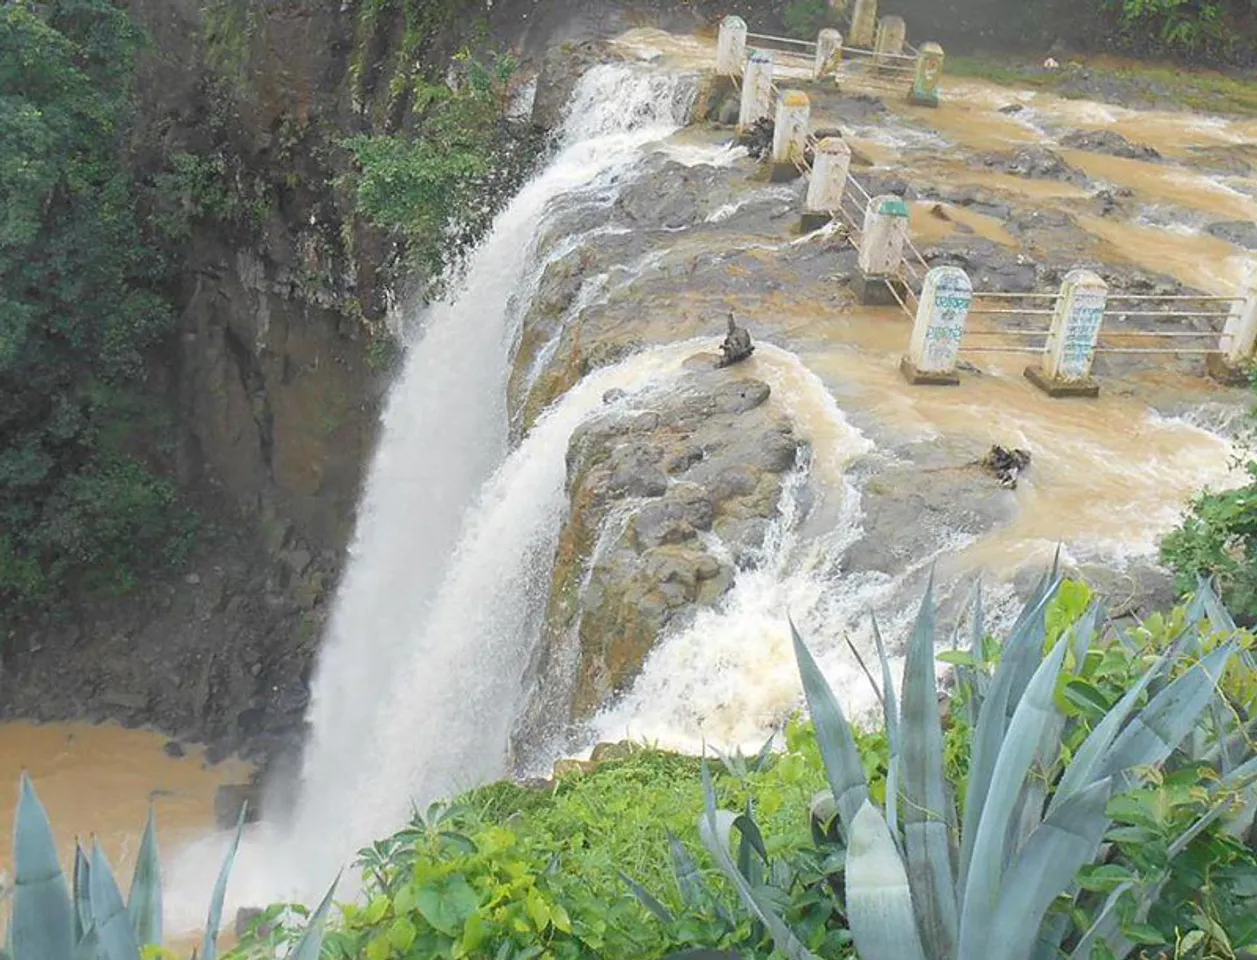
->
[208,63,701,903]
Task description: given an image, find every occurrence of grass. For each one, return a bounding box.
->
[947,55,1257,116]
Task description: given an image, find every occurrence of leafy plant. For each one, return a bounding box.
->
[5,773,338,959]
[693,569,1252,960]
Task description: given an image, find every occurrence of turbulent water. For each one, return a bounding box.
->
[165,65,709,917]
[160,36,1254,928]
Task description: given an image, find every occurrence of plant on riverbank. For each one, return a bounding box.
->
[690,572,1257,959]
[341,50,544,300]
[1163,371,1257,624]
[4,774,336,960]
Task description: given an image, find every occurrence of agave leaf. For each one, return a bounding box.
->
[987,778,1113,960]
[12,774,74,960]
[959,580,1060,889]
[127,805,161,946]
[1049,650,1168,814]
[870,616,901,839]
[898,576,958,960]
[734,805,768,887]
[958,638,1068,960]
[790,617,868,838]
[1198,575,1237,634]
[288,873,340,960]
[72,923,98,960]
[73,841,92,942]
[1097,644,1234,788]
[621,872,674,924]
[90,842,143,960]
[699,763,819,960]
[667,829,707,910]
[202,802,248,960]
[845,801,928,960]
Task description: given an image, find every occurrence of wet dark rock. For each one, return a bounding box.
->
[923,239,1038,292]
[1092,187,1135,217]
[163,740,186,759]
[999,103,1025,114]
[1205,220,1257,251]
[513,370,806,765]
[843,439,1018,578]
[941,187,1013,221]
[1059,129,1161,161]
[615,159,715,230]
[531,39,614,130]
[979,147,1087,185]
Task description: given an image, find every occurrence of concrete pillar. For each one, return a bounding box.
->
[1025,269,1107,398]
[909,42,945,107]
[873,16,907,71]
[738,49,774,132]
[770,90,810,182]
[849,0,878,47]
[856,194,910,304]
[716,16,748,76]
[814,29,843,80]
[1211,261,1257,382]
[902,267,973,385]
[802,137,851,231]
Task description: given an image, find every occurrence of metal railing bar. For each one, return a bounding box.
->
[1100,330,1219,338]
[747,32,817,47]
[1107,294,1241,302]
[961,346,1046,354]
[970,308,1056,316]
[1093,347,1219,355]
[1110,310,1229,319]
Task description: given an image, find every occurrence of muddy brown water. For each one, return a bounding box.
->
[0,723,249,944]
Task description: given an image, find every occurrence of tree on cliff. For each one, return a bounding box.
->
[0,0,194,618]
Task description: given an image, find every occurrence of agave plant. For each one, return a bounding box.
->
[695,569,1254,960]
[5,774,338,960]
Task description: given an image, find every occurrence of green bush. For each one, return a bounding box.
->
[0,0,195,618]
[781,0,840,41]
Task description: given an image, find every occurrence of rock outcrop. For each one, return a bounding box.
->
[512,367,802,766]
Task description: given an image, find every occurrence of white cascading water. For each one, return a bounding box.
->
[165,64,705,920]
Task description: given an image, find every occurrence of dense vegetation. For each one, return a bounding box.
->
[779,0,1256,61]
[1163,373,1257,625]
[0,0,197,622]
[196,574,1257,960]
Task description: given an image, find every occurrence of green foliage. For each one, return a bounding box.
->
[7,773,337,958]
[1163,465,1257,625]
[1105,0,1236,54]
[1163,371,1257,624]
[781,0,840,41]
[341,50,542,297]
[0,0,196,617]
[151,151,274,242]
[691,572,1257,960]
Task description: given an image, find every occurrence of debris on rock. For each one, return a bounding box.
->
[718,311,754,368]
[981,445,1032,489]
[740,117,774,161]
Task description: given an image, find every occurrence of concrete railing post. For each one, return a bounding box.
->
[716,15,748,76]
[873,16,906,70]
[1026,269,1107,397]
[1211,261,1257,381]
[770,90,810,181]
[856,194,910,304]
[849,0,878,47]
[909,42,945,107]
[814,28,843,80]
[738,49,774,131]
[802,137,851,231]
[902,266,973,385]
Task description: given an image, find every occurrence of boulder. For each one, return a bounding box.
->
[1058,129,1161,162]
[511,369,809,767]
